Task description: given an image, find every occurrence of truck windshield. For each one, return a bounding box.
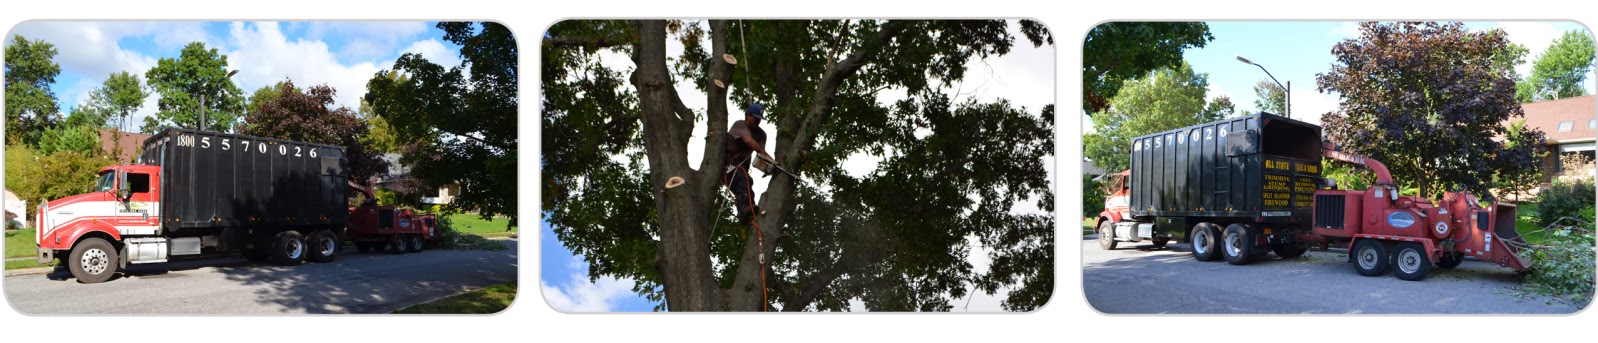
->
[95,172,115,192]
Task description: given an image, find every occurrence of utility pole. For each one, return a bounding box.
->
[198,69,240,131]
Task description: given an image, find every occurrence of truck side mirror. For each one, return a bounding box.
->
[117,171,131,200]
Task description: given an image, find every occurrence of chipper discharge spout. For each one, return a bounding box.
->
[1486,203,1529,270]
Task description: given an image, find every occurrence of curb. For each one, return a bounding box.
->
[4,266,56,276]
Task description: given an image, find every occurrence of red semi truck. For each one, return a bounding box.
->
[1095,113,1528,281]
[34,128,433,283]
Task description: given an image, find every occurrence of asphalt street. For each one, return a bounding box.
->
[1082,235,1587,314]
[3,239,517,314]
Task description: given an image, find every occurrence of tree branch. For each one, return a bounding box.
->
[544,37,627,50]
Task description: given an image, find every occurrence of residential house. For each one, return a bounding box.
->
[1517,95,1596,183]
[97,129,154,164]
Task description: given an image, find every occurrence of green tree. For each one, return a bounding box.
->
[144,42,244,133]
[357,71,408,154]
[366,22,517,228]
[1496,119,1548,202]
[1317,22,1544,198]
[36,122,101,155]
[543,20,1054,312]
[5,144,118,219]
[237,80,387,184]
[1252,79,1286,114]
[1082,22,1213,114]
[1084,61,1224,173]
[1517,30,1596,102]
[5,35,62,145]
[83,71,149,132]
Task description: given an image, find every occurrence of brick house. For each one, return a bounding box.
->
[97,129,154,164]
[1518,95,1596,183]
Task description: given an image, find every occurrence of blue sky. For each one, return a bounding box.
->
[6,21,465,130]
[539,215,657,312]
[1087,21,1594,131]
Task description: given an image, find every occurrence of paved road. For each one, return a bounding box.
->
[3,240,517,314]
[1082,235,1587,314]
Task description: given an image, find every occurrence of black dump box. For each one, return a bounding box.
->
[1128,112,1322,224]
[138,128,349,230]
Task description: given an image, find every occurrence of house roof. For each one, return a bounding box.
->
[97,129,153,163]
[1517,95,1596,144]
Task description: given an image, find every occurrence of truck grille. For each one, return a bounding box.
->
[1314,194,1345,229]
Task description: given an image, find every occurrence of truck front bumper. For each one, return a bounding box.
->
[37,246,55,264]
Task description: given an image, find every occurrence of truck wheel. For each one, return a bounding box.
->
[1436,251,1465,269]
[1272,244,1307,258]
[271,231,308,265]
[390,235,407,255]
[68,237,118,284]
[308,230,339,263]
[1352,239,1388,277]
[1097,221,1118,250]
[355,242,371,253]
[1191,223,1220,262]
[1393,243,1431,281]
[1221,224,1253,265]
[409,234,425,253]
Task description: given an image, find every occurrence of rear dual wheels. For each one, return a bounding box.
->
[308,229,339,263]
[271,231,307,265]
[1191,223,1221,262]
[68,237,118,284]
[390,235,408,254]
[1221,224,1253,265]
[1351,240,1432,281]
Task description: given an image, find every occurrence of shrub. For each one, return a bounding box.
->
[1082,174,1105,217]
[1536,178,1595,226]
[1521,218,1595,305]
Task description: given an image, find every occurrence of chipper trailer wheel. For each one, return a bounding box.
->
[1191,223,1221,262]
[1221,224,1254,265]
[271,231,308,266]
[406,234,424,253]
[389,235,408,255]
[1353,239,1389,277]
[1393,243,1431,281]
[308,229,339,263]
[68,237,119,284]
[1098,221,1118,250]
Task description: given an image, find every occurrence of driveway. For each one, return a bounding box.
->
[4,239,517,314]
[1082,235,1586,314]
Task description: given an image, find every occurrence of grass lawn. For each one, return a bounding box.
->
[5,258,55,271]
[395,282,516,314]
[449,214,517,238]
[1511,202,1552,245]
[1082,218,1096,236]
[5,229,37,259]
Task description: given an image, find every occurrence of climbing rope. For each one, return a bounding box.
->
[720,165,769,312]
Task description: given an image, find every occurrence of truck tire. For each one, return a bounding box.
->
[68,237,118,284]
[1191,223,1221,261]
[1151,237,1169,249]
[355,242,371,253]
[308,229,339,263]
[271,231,308,265]
[1392,243,1431,281]
[1272,243,1307,258]
[1436,251,1465,269]
[1221,224,1253,265]
[1098,221,1118,250]
[390,235,407,255]
[1352,239,1388,277]
[408,234,425,253]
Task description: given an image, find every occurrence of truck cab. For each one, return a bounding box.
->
[36,165,163,282]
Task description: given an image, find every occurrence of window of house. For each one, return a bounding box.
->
[1557,121,1574,132]
[1590,119,1595,129]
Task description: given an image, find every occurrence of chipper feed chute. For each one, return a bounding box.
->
[1487,204,1530,270]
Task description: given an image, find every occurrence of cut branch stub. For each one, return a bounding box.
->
[714,79,726,88]
[723,53,738,65]
[665,176,686,189]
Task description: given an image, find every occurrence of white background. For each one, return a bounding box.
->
[3,0,1595,342]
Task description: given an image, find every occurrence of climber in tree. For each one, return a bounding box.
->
[724,103,773,225]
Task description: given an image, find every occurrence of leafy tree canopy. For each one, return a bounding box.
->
[1317,22,1545,198]
[5,35,62,145]
[1084,61,1226,173]
[237,80,387,184]
[1252,79,1286,114]
[144,42,245,133]
[1517,30,1596,102]
[1082,22,1212,114]
[543,20,1053,312]
[85,71,149,132]
[366,22,517,227]
[5,144,117,219]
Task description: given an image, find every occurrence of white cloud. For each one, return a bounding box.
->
[223,22,383,112]
[301,22,431,63]
[1495,22,1565,78]
[399,39,463,68]
[541,272,638,312]
[1331,22,1362,39]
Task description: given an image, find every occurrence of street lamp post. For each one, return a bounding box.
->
[1236,56,1289,119]
[199,69,240,131]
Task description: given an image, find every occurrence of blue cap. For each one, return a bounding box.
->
[746,103,765,120]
